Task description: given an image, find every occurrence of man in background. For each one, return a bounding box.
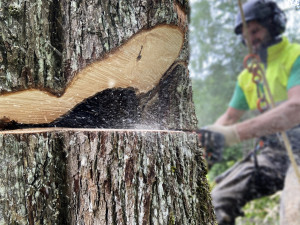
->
[204,0,300,224]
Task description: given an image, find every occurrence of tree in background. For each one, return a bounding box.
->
[189,0,248,181]
[190,0,247,127]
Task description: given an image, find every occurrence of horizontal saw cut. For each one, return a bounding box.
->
[0,25,184,124]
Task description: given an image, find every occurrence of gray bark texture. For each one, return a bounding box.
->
[0,0,189,92]
[0,129,215,224]
[0,0,216,224]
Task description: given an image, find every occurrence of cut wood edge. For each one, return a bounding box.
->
[0,127,186,134]
[0,25,184,124]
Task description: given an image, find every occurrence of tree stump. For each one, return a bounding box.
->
[0,0,216,224]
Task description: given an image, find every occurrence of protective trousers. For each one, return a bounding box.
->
[211,146,290,225]
[211,126,300,224]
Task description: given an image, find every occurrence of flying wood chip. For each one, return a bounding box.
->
[0,25,184,124]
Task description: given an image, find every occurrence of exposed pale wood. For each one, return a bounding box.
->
[0,25,183,124]
[0,127,186,134]
[0,1,216,224]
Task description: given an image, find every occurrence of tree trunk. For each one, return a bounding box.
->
[0,0,216,224]
[0,129,214,224]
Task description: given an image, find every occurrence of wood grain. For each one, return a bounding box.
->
[0,26,183,124]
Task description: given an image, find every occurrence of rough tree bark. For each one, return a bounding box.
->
[0,129,214,224]
[0,0,216,224]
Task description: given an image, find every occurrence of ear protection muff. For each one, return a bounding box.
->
[266,1,287,36]
[234,0,287,38]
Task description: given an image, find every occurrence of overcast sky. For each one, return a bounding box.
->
[189,0,300,31]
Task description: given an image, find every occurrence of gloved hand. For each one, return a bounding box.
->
[204,124,240,147]
[197,129,225,168]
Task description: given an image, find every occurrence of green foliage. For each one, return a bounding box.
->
[208,145,280,225]
[207,144,243,183]
[190,0,247,127]
[192,71,236,126]
[190,0,300,224]
[190,0,300,127]
[236,193,280,225]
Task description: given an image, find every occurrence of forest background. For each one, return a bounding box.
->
[189,0,300,224]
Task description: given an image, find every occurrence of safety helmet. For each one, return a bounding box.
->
[234,0,286,37]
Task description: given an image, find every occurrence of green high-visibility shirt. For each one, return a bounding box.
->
[229,37,300,110]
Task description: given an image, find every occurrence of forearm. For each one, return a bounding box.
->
[236,99,300,140]
[215,113,233,125]
[215,107,245,126]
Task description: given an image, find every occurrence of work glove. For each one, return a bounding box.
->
[196,129,225,169]
[204,124,240,147]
